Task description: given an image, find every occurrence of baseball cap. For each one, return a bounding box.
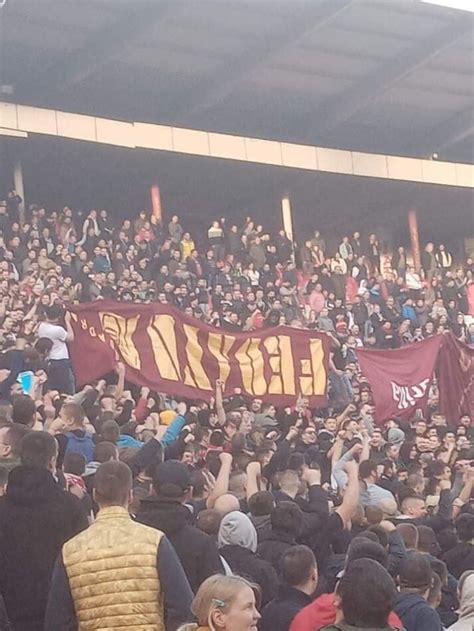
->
[153,460,191,498]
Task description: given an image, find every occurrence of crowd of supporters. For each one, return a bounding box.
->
[0,190,472,631]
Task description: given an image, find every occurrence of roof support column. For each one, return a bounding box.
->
[13,157,26,225]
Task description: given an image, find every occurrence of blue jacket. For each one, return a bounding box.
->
[394,592,442,631]
[401,304,417,324]
[65,431,95,464]
[162,414,186,446]
[117,434,143,449]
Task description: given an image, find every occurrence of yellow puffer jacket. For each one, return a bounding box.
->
[62,506,164,631]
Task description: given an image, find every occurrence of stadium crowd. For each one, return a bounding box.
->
[0,191,472,631]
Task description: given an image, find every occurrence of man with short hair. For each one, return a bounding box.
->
[369,428,386,462]
[45,461,193,631]
[394,490,452,533]
[442,513,474,579]
[359,459,395,508]
[0,422,30,471]
[83,440,119,494]
[290,539,403,631]
[254,402,278,428]
[248,490,274,542]
[323,558,398,631]
[394,552,443,631]
[278,462,361,574]
[0,431,87,631]
[56,402,96,465]
[261,545,317,631]
[12,394,37,427]
[136,459,223,592]
[258,501,304,572]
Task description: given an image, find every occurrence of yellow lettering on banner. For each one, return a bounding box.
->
[263,335,296,395]
[235,338,266,396]
[80,318,88,330]
[147,315,181,382]
[207,332,234,389]
[299,359,313,396]
[183,324,212,390]
[235,339,251,392]
[310,338,326,395]
[299,339,326,395]
[99,312,141,370]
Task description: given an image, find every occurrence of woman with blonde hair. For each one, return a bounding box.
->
[178,574,260,631]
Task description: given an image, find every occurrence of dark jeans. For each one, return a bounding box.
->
[47,358,75,395]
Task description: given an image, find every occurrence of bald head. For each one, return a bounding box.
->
[214,493,240,515]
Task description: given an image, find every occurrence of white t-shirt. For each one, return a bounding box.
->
[37,322,69,360]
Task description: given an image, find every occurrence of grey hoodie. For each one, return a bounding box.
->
[449,571,474,631]
[218,511,258,553]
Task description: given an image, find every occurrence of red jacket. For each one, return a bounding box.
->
[290,592,403,631]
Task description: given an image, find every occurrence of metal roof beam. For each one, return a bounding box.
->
[307,15,473,140]
[429,107,474,153]
[178,0,354,123]
[405,107,474,158]
[17,3,175,100]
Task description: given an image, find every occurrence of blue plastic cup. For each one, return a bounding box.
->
[17,371,34,396]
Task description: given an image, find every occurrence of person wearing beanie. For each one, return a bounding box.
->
[388,427,405,448]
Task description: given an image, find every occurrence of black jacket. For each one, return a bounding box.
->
[135,496,223,593]
[219,544,278,606]
[257,531,296,573]
[250,514,272,543]
[442,541,474,580]
[272,486,343,575]
[393,592,443,631]
[0,466,88,631]
[260,585,312,631]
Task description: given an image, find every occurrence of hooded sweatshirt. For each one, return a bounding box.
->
[218,511,278,606]
[218,511,258,552]
[0,466,88,631]
[448,571,474,631]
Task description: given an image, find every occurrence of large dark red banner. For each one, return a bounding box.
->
[437,333,474,423]
[356,335,444,424]
[68,302,331,406]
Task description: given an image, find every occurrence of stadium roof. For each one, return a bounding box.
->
[1,0,473,164]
